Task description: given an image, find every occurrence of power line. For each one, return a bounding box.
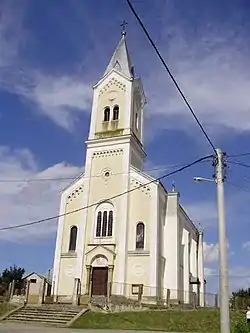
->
[225,180,250,193]
[227,152,250,158]
[227,160,250,169]
[126,0,216,154]
[0,155,212,231]
[0,160,212,183]
[0,176,80,183]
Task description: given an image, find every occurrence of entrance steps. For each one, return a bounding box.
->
[4,304,87,327]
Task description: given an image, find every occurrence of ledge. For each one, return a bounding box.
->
[127,250,150,256]
[61,252,77,258]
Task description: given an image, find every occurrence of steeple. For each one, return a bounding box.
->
[88,25,146,170]
[103,26,134,79]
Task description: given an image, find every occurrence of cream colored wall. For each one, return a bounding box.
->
[179,205,199,297]
[127,179,151,252]
[26,273,43,295]
[61,183,84,253]
[182,228,190,303]
[57,257,76,296]
[124,173,152,295]
[163,192,180,295]
[55,182,84,297]
[130,149,142,170]
[126,255,150,287]
[84,149,126,245]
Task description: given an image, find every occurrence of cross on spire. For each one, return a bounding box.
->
[120,20,128,36]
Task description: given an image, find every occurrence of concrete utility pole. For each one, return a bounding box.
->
[215,148,230,333]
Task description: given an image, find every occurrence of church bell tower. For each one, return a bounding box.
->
[86,28,147,170]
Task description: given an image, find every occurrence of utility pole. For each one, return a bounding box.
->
[215,148,230,333]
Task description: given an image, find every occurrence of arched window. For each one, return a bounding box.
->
[95,203,114,237]
[104,107,110,122]
[69,226,78,252]
[113,105,119,120]
[108,211,113,236]
[136,222,145,250]
[102,211,108,237]
[96,211,102,237]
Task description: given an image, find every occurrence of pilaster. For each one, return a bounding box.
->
[198,231,205,306]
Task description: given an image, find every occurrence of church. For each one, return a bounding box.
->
[52,30,205,306]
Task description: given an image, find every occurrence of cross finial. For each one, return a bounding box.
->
[121,20,128,36]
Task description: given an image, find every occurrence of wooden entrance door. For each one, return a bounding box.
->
[91,267,108,295]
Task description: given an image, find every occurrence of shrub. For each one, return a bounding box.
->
[233,318,250,333]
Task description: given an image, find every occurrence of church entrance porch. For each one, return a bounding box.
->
[91,267,108,295]
[84,248,115,301]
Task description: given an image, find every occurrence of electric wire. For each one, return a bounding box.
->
[227,160,250,169]
[126,0,216,154]
[227,152,250,158]
[225,180,250,193]
[0,154,212,231]
[0,160,212,183]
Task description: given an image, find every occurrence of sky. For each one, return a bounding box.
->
[1,0,250,294]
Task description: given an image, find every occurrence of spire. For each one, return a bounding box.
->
[103,23,134,79]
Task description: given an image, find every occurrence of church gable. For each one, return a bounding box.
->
[98,77,126,96]
[130,177,152,197]
[66,183,84,204]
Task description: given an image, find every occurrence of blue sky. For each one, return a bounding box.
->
[1,0,250,293]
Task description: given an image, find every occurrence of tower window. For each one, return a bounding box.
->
[104,107,110,122]
[136,222,145,250]
[113,105,119,120]
[69,226,78,252]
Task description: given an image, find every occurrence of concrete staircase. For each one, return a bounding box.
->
[4,304,87,327]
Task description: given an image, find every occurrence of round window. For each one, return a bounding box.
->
[104,171,110,177]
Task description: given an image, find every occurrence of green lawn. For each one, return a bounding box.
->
[0,302,16,317]
[72,309,245,332]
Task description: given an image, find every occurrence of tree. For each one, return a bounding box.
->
[0,266,25,293]
[230,288,250,310]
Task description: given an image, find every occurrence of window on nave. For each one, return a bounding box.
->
[136,222,145,250]
[96,208,113,237]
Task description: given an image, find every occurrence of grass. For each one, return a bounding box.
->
[72,309,245,332]
[0,302,16,317]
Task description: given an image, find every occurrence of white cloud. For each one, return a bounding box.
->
[204,241,233,264]
[0,146,83,242]
[19,72,92,130]
[243,242,250,251]
[0,1,26,69]
[204,267,217,277]
[204,242,219,263]
[204,266,250,293]
[183,201,217,228]
[0,2,92,130]
[2,1,250,135]
[142,20,250,134]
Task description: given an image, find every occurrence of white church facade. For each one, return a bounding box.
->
[52,32,205,306]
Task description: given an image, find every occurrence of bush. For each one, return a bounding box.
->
[233,318,250,333]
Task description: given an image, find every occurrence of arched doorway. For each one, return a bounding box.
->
[91,256,108,296]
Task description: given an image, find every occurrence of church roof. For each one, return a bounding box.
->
[103,33,134,79]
